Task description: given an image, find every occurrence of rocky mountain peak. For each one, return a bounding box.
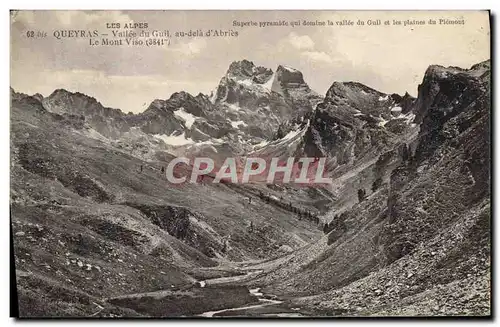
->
[32,93,44,102]
[389,92,415,114]
[43,88,121,117]
[413,63,488,126]
[40,88,130,139]
[275,65,306,87]
[48,88,99,104]
[412,62,490,161]
[226,59,273,84]
[226,59,255,76]
[145,91,213,118]
[10,88,46,112]
[45,89,104,107]
[325,81,384,100]
[10,87,26,101]
[209,60,322,141]
[470,59,490,71]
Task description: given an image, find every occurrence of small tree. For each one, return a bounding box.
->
[357,188,366,203]
[401,143,410,162]
[372,178,383,192]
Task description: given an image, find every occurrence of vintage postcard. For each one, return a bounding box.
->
[10,10,491,318]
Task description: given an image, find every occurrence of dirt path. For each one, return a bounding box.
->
[106,261,304,317]
[199,299,283,317]
[201,269,264,286]
[199,287,283,317]
[197,287,308,317]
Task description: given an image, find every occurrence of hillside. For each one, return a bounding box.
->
[11,87,323,316]
[10,59,491,317]
[251,60,491,316]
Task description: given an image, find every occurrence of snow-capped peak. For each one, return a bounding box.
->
[174,107,196,129]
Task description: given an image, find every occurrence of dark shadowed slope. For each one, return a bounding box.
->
[10,89,323,317]
[251,60,491,317]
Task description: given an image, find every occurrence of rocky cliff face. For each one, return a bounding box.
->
[11,88,46,113]
[384,60,491,260]
[255,79,419,216]
[213,60,322,140]
[412,61,490,161]
[301,81,417,163]
[128,91,219,139]
[273,65,322,115]
[255,60,491,316]
[42,89,131,139]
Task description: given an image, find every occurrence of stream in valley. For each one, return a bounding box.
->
[197,271,307,317]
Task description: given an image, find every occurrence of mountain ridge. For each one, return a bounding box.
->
[10,58,491,317]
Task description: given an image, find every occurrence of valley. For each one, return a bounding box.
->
[10,58,491,317]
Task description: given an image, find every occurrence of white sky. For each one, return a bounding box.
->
[10,10,490,113]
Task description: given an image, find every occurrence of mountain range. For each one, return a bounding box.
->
[10,58,491,317]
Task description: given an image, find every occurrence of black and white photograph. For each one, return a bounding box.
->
[9,9,491,318]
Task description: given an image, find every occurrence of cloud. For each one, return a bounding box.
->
[301,51,333,64]
[286,32,315,50]
[171,38,207,56]
[281,32,333,64]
